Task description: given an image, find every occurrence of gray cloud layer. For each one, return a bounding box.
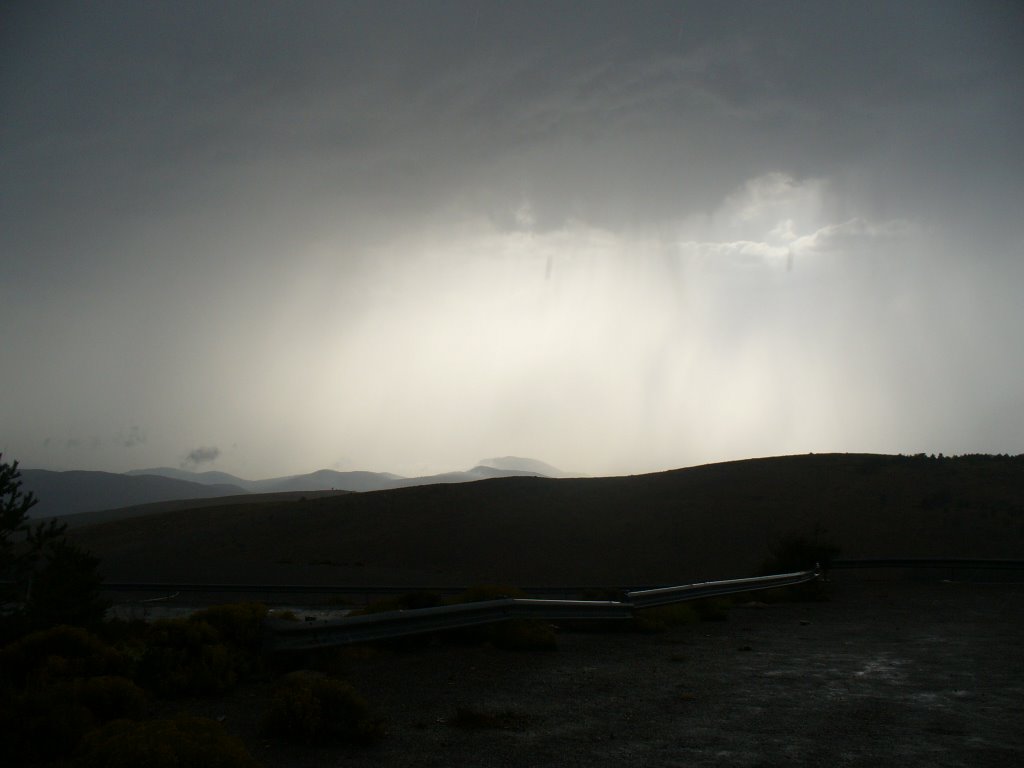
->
[2,2,1022,476]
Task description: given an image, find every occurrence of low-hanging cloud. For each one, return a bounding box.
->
[182,446,220,469]
[121,425,145,448]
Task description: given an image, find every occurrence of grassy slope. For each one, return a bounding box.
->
[67,453,1024,587]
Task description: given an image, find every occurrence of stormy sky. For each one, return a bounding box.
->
[3,1,1022,479]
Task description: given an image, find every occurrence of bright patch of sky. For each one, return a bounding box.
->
[2,2,1021,478]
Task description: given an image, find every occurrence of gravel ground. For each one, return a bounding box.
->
[190,578,1024,768]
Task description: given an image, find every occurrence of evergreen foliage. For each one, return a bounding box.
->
[1,454,108,639]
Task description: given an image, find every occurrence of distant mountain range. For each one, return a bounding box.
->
[19,470,247,518]
[21,457,574,517]
[123,467,406,494]
[477,456,580,478]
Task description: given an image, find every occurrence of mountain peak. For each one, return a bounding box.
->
[477,456,579,479]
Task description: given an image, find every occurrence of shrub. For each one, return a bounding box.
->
[135,605,275,697]
[261,671,384,744]
[136,619,239,697]
[190,602,267,650]
[3,675,146,763]
[73,674,148,722]
[352,591,446,615]
[0,624,143,761]
[0,624,127,690]
[1,455,108,640]
[24,538,110,630]
[1,456,50,616]
[78,715,261,768]
[5,682,96,762]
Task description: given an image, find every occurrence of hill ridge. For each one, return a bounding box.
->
[67,453,1024,586]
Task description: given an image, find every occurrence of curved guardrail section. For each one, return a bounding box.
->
[626,570,818,608]
[93,583,660,608]
[265,569,819,652]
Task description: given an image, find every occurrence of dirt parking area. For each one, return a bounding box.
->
[216,578,1024,767]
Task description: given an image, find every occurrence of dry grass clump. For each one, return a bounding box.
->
[351,590,447,615]
[136,617,240,696]
[78,715,260,768]
[0,603,281,761]
[0,624,150,762]
[4,674,148,763]
[190,602,268,649]
[260,671,385,745]
[0,624,129,689]
[137,602,269,697]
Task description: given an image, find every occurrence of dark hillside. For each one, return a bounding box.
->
[20,469,248,517]
[54,489,349,529]
[67,454,1024,586]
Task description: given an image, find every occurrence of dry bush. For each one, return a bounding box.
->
[351,591,446,615]
[190,602,267,650]
[261,671,384,745]
[3,675,147,763]
[0,624,128,690]
[136,618,239,697]
[137,603,271,697]
[78,715,260,768]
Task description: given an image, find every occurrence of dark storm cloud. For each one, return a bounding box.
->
[5,1,1020,260]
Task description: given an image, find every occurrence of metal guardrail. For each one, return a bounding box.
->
[267,598,636,650]
[264,569,818,652]
[91,560,1024,598]
[97,583,647,598]
[627,570,818,608]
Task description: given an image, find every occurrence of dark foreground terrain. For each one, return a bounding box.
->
[178,577,1022,767]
